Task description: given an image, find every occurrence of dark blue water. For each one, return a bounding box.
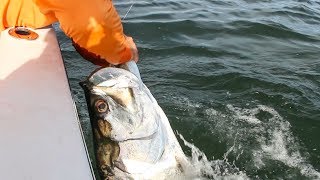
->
[56,0,320,179]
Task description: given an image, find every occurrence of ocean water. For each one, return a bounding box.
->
[55,0,320,179]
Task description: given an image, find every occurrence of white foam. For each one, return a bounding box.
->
[172,100,319,179]
[173,96,202,109]
[177,133,249,180]
[225,104,320,179]
[227,104,261,124]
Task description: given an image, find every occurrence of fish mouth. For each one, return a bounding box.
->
[111,130,158,142]
[95,109,164,176]
[93,118,164,177]
[112,130,165,174]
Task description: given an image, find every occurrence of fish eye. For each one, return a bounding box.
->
[95,99,108,113]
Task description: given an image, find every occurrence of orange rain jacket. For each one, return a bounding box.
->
[0,0,133,66]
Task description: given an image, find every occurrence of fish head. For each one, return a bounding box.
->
[80,66,187,178]
[80,67,159,142]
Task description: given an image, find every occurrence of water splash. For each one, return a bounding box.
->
[177,133,249,180]
[168,93,319,179]
[204,104,320,179]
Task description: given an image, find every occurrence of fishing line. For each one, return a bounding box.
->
[122,0,135,20]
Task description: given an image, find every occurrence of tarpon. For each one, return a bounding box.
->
[80,61,189,179]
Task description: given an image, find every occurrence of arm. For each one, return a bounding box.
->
[34,0,138,66]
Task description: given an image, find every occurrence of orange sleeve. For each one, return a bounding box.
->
[0,0,57,31]
[34,0,133,66]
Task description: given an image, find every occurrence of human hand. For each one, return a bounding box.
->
[126,36,139,62]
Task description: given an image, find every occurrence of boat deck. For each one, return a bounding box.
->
[0,27,94,180]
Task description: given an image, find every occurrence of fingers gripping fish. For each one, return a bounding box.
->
[80,61,189,179]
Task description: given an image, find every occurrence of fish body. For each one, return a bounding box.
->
[81,62,188,179]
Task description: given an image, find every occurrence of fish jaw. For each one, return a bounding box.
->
[114,155,179,179]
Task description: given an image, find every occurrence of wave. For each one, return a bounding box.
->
[230,105,320,178]
[203,104,320,179]
[178,133,249,180]
[170,103,320,179]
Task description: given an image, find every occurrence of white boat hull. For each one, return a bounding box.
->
[0,27,94,180]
